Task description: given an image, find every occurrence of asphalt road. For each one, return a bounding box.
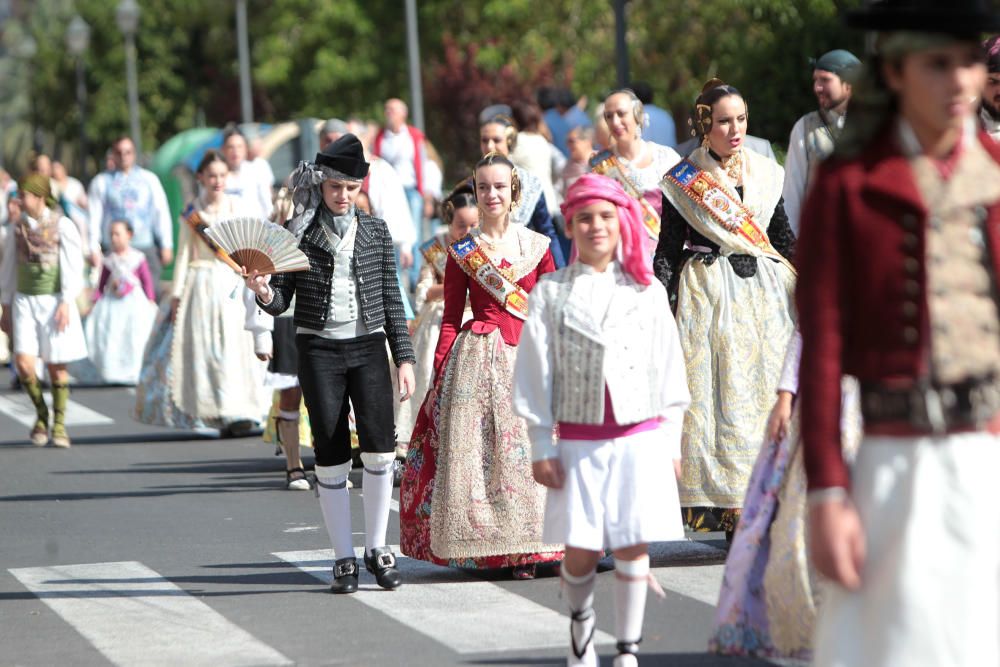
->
[0,374,777,667]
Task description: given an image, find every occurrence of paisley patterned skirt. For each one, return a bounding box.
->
[710,377,862,661]
[399,328,563,568]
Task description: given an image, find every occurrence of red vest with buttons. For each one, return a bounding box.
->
[795,129,1000,491]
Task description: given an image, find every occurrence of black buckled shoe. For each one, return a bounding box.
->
[364,546,403,590]
[329,557,359,594]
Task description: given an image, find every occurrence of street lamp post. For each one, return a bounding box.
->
[15,34,40,152]
[116,0,142,159]
[404,0,425,132]
[235,0,253,124]
[613,0,630,88]
[66,15,91,178]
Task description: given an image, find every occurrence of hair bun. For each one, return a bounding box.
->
[700,77,726,94]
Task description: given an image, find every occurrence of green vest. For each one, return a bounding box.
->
[17,263,61,296]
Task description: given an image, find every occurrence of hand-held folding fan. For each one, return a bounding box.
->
[203,217,310,275]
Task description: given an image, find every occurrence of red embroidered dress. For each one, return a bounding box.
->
[400,227,563,568]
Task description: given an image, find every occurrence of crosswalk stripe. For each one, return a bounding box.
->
[9,561,293,667]
[273,546,615,654]
[0,394,114,428]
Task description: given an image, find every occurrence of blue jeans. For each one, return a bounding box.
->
[404,186,424,287]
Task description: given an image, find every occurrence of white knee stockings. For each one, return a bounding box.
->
[360,451,394,552]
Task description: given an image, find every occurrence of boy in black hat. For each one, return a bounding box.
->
[246,134,416,594]
[797,1,1000,664]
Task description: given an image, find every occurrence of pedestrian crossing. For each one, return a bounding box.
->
[7,551,726,666]
[0,393,114,428]
[9,561,293,667]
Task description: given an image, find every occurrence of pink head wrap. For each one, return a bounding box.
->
[559,173,653,286]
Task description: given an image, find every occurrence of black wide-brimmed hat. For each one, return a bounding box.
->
[315,133,369,180]
[846,0,1000,34]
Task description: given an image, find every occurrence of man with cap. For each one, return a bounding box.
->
[797,1,1000,665]
[781,48,861,235]
[982,35,1000,139]
[245,134,417,594]
[0,175,87,448]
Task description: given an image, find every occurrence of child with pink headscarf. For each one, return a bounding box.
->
[513,174,690,667]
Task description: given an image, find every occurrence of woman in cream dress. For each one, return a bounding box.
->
[134,150,268,433]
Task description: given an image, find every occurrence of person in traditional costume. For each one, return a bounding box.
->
[134,150,269,434]
[0,175,87,447]
[654,80,797,539]
[84,219,157,385]
[782,50,862,235]
[245,134,416,594]
[513,174,689,667]
[708,331,862,661]
[797,2,1000,665]
[394,182,477,451]
[479,115,567,267]
[981,35,1000,139]
[399,152,562,580]
[590,89,681,245]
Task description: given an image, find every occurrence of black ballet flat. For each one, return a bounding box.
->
[329,557,359,594]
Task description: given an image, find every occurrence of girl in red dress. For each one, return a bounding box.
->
[400,153,563,578]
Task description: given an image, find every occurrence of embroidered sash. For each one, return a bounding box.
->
[447,235,530,320]
[182,204,243,274]
[589,150,661,240]
[420,235,448,281]
[663,160,791,267]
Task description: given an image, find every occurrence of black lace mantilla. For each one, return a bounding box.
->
[653,188,795,311]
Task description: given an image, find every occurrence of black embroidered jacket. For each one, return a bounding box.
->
[258,211,415,366]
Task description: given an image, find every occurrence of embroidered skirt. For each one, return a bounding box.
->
[676,256,796,508]
[394,299,444,446]
[710,377,862,661]
[400,328,563,568]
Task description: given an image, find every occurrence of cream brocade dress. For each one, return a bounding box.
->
[657,146,797,510]
[134,195,269,428]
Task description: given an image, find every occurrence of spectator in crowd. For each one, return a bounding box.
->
[52,161,89,253]
[559,126,594,198]
[222,127,274,220]
[510,100,566,214]
[630,81,677,148]
[374,98,429,284]
[87,137,173,286]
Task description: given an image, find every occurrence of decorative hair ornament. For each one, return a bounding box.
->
[560,173,653,285]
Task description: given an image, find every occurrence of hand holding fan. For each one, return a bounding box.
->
[204,217,310,275]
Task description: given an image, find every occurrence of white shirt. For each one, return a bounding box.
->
[87,167,173,252]
[367,157,416,247]
[379,126,418,188]
[225,161,274,220]
[782,110,845,235]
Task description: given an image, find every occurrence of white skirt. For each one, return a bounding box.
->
[12,292,87,364]
[814,431,1000,667]
[84,288,157,384]
[543,427,686,551]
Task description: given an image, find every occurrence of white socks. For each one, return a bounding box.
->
[562,567,597,667]
[314,462,354,561]
[614,555,649,651]
[361,452,395,552]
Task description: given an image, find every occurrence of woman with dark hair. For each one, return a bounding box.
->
[394,182,478,449]
[400,153,562,579]
[654,79,796,538]
[479,115,566,266]
[135,149,269,433]
[510,100,565,216]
